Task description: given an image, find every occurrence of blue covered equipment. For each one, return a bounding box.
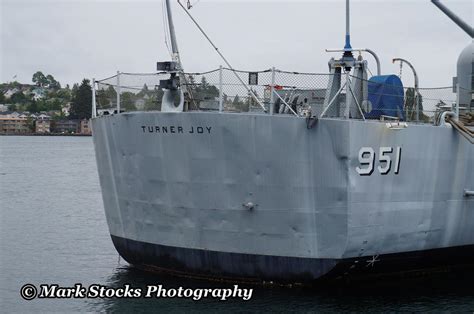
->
[365,75,405,120]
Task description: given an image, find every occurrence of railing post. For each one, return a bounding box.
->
[116,71,121,113]
[456,83,460,120]
[344,71,351,119]
[270,67,276,115]
[219,65,223,112]
[415,90,419,122]
[92,78,96,118]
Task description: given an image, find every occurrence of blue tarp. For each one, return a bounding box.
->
[365,75,405,120]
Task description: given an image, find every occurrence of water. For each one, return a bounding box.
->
[1,136,473,312]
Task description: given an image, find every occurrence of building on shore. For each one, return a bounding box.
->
[35,114,51,134]
[0,111,92,135]
[0,114,30,134]
[80,119,91,135]
[52,119,79,134]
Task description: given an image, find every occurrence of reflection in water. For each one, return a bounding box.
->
[88,264,474,312]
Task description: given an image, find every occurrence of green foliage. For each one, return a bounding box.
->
[95,86,118,109]
[186,76,219,105]
[32,71,60,89]
[25,116,35,132]
[69,79,92,119]
[232,95,240,105]
[72,83,79,95]
[32,71,48,87]
[11,92,29,105]
[144,90,163,111]
[96,90,109,108]
[137,84,149,98]
[46,74,61,90]
[27,100,38,113]
[0,71,75,114]
[196,77,219,99]
[232,95,248,112]
[121,92,137,111]
[405,88,429,122]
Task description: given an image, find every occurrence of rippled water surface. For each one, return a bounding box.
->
[1,136,473,312]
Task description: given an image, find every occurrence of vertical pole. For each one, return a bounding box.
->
[456,83,460,119]
[344,71,351,119]
[344,0,352,51]
[165,0,180,60]
[415,89,418,122]
[219,65,223,112]
[405,89,409,122]
[116,71,121,113]
[270,67,276,115]
[92,78,96,118]
[413,70,419,122]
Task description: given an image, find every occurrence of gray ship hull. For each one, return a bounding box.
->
[92,112,474,282]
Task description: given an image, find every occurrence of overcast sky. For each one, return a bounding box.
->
[1,0,472,88]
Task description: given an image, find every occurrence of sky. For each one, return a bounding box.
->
[1,0,472,88]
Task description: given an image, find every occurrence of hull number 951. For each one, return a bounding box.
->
[356,147,402,176]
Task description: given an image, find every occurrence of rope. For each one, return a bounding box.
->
[183,69,221,75]
[446,115,474,144]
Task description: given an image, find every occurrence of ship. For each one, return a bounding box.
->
[91,0,474,284]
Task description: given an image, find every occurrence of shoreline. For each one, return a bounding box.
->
[0,133,92,137]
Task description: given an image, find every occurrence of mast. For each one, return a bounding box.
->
[164,0,182,67]
[163,0,200,110]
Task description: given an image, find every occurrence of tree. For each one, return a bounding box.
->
[8,104,17,111]
[232,95,240,105]
[200,77,210,91]
[69,79,92,119]
[0,91,5,103]
[46,74,61,90]
[137,84,149,98]
[32,71,48,87]
[56,88,71,102]
[71,83,79,96]
[27,99,38,113]
[42,98,62,111]
[232,95,248,112]
[25,117,35,133]
[405,88,428,122]
[96,89,109,109]
[106,86,117,103]
[144,90,163,111]
[121,92,137,111]
[11,92,28,105]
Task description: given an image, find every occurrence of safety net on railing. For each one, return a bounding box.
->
[95,68,470,123]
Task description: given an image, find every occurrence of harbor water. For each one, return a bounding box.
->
[1,136,473,312]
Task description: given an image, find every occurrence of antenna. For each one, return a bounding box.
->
[431,0,473,38]
[343,0,354,61]
[344,0,352,51]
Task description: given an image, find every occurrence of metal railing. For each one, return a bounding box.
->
[93,67,469,124]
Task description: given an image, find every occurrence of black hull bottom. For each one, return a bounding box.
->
[111,235,474,284]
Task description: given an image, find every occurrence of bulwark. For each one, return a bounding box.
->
[141,126,212,134]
